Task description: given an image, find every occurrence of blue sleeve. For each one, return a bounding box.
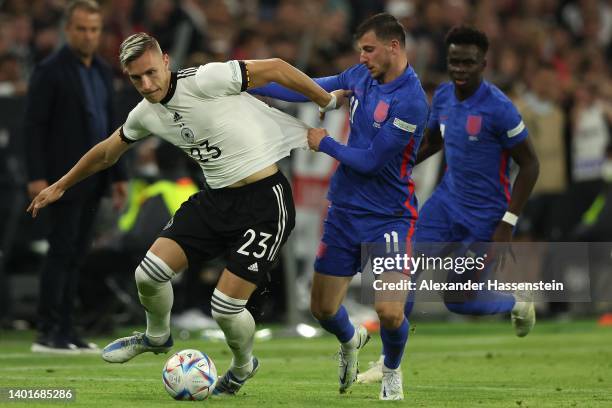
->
[496,102,528,149]
[319,132,405,175]
[319,98,429,175]
[248,75,343,102]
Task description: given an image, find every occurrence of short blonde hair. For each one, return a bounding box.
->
[119,32,162,69]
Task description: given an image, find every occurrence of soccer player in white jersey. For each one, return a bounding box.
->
[27,32,340,396]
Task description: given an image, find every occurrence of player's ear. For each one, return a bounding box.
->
[162,53,170,68]
[389,38,400,54]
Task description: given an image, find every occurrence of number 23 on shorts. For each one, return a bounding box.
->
[236,229,278,260]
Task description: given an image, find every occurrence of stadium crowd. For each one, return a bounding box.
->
[1,0,611,238]
[0,0,611,330]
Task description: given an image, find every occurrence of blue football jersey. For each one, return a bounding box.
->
[428,81,528,225]
[327,64,429,218]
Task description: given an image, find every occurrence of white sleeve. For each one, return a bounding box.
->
[194,60,248,99]
[120,101,150,143]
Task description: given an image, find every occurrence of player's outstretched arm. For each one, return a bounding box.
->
[244,59,339,110]
[309,99,428,175]
[27,128,132,217]
[248,75,343,103]
[307,126,406,175]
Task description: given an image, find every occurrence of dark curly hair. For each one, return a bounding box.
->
[445,26,489,54]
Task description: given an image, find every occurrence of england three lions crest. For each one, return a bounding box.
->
[466,115,482,141]
[372,100,390,128]
[374,100,389,123]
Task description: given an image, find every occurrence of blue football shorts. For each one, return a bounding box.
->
[314,205,416,277]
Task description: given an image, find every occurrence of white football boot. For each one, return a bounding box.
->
[511,290,536,337]
[338,325,370,393]
[380,365,404,401]
[213,357,259,396]
[102,332,173,363]
[357,354,384,384]
[510,291,536,337]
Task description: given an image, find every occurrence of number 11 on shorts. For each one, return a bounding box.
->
[384,231,399,253]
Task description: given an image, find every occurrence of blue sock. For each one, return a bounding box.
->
[444,252,516,315]
[380,318,409,370]
[317,305,355,343]
[404,290,416,318]
[381,292,415,357]
[445,290,515,315]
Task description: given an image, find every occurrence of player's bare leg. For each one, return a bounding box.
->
[310,272,352,322]
[212,269,259,396]
[102,238,186,363]
[311,272,370,393]
[374,272,410,400]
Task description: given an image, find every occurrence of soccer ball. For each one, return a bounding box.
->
[162,349,217,400]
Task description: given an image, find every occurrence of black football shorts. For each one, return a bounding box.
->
[159,170,295,285]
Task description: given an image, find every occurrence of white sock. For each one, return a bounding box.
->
[211,288,255,380]
[135,251,175,345]
[341,325,359,352]
[383,363,401,372]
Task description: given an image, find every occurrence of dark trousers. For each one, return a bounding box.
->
[37,194,100,337]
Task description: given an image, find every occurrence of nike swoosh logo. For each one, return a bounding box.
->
[340,366,348,384]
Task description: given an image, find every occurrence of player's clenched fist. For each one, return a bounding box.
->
[307,128,328,151]
[27,183,65,218]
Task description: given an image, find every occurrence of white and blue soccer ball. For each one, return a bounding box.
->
[162,349,217,401]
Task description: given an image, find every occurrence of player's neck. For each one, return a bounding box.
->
[163,75,171,95]
[382,56,408,84]
[455,79,482,101]
[159,70,173,102]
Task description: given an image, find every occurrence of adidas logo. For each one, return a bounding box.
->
[247,262,259,272]
[173,112,182,122]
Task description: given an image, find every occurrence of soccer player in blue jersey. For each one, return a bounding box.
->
[357,26,540,384]
[250,13,429,400]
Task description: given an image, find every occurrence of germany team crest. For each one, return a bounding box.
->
[180,127,195,143]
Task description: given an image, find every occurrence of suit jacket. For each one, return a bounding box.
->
[24,45,127,201]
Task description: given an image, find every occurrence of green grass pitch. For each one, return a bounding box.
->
[1,320,611,407]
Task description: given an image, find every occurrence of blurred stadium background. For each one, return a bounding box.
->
[1,1,612,406]
[0,0,611,339]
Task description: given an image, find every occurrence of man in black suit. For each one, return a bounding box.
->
[25,0,127,353]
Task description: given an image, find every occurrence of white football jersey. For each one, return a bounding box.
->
[121,60,309,188]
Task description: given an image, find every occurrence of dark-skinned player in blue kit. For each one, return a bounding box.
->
[358,26,540,386]
[251,13,428,400]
